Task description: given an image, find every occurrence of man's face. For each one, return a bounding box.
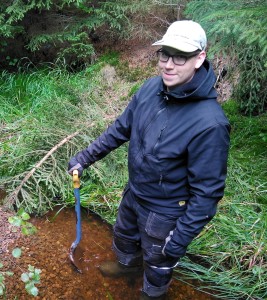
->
[158,46,206,90]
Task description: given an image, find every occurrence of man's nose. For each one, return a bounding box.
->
[165,57,175,68]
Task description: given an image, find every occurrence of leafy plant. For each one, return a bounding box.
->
[0,263,13,297]
[21,265,42,297]
[12,248,22,258]
[1,252,41,297]
[8,208,37,235]
[0,209,40,297]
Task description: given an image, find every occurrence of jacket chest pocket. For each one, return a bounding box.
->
[140,107,168,154]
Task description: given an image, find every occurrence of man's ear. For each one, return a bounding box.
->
[195,51,206,69]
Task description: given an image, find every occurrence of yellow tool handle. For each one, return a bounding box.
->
[73,170,80,189]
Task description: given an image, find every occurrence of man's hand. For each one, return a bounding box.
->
[67,149,91,177]
[68,158,84,177]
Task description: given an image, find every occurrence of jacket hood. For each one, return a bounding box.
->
[161,59,217,101]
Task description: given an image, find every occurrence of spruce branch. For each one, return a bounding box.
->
[5,127,92,209]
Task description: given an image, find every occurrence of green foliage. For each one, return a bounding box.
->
[21,265,41,297]
[6,56,19,67]
[12,248,22,258]
[0,53,135,214]
[0,1,83,36]
[233,47,266,114]
[0,0,154,67]
[0,263,13,297]
[223,101,267,205]
[8,208,37,235]
[185,0,267,115]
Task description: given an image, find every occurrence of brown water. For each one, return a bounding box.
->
[4,207,218,300]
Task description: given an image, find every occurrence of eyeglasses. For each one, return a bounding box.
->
[156,49,200,66]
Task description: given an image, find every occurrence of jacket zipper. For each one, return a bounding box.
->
[134,107,166,164]
[153,126,166,155]
[159,174,163,185]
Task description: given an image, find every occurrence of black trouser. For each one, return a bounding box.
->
[113,187,180,297]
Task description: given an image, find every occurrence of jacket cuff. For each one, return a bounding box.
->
[163,239,187,258]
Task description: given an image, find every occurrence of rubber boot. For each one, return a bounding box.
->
[99,261,143,278]
[139,291,166,300]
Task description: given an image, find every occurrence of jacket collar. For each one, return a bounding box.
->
[159,59,216,101]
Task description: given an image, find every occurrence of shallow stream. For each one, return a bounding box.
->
[4,207,218,299]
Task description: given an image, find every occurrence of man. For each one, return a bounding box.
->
[68,20,230,300]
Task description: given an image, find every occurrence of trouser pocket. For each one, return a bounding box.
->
[146,212,177,239]
[145,212,178,267]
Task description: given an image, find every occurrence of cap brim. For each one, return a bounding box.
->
[152,39,199,53]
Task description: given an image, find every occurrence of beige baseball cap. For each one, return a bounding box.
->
[152,20,207,52]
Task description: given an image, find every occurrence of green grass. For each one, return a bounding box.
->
[224,101,267,205]
[0,54,133,214]
[0,56,266,299]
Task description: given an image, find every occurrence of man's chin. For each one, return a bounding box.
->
[162,80,179,90]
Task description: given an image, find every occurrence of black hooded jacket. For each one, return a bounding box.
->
[80,59,230,257]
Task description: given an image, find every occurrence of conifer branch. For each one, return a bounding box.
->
[5,129,87,207]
